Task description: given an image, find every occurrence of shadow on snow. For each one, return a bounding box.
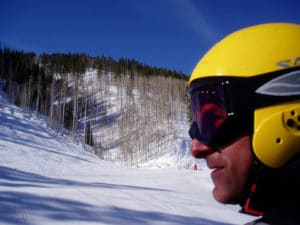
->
[0,166,233,225]
[0,191,232,225]
[0,166,168,191]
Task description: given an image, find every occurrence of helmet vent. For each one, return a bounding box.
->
[286,119,295,127]
[276,138,282,144]
[283,108,300,134]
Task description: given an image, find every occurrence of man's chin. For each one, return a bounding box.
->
[212,188,239,204]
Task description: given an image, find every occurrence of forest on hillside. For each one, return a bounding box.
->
[0,47,192,165]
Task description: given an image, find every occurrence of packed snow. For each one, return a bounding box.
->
[0,90,255,225]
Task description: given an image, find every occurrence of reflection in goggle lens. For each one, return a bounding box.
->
[190,84,229,145]
[189,79,253,149]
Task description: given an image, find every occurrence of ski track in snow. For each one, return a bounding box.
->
[0,90,255,225]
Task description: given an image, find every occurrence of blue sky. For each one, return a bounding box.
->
[1,0,300,75]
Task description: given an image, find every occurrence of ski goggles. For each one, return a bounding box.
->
[188,68,300,149]
[188,79,252,149]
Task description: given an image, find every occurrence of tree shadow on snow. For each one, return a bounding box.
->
[0,166,168,191]
[0,166,235,225]
[0,132,95,163]
[0,191,233,225]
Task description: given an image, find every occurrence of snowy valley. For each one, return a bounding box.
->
[0,87,255,224]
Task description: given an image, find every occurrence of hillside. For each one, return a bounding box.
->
[0,89,254,224]
[0,49,191,166]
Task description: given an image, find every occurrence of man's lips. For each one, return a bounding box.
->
[211,167,224,174]
[207,159,224,170]
[210,165,225,180]
[206,159,225,178]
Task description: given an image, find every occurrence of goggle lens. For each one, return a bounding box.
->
[190,84,229,144]
[189,80,252,149]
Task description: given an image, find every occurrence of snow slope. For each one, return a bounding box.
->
[0,90,255,225]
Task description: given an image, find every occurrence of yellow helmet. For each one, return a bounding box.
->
[188,23,300,168]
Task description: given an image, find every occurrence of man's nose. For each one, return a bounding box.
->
[191,139,215,159]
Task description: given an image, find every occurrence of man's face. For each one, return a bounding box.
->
[191,135,253,204]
